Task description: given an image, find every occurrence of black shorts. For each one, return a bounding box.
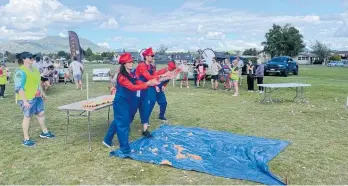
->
[41,77,49,82]
[211,75,219,80]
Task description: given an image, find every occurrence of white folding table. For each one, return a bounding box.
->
[257,83,311,104]
[57,95,113,151]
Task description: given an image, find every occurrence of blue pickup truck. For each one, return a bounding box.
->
[264,56,299,77]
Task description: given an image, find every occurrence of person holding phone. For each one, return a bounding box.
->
[246,60,255,92]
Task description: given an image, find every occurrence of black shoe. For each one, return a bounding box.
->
[142,130,153,138]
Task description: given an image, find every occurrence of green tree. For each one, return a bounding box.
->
[243,48,258,56]
[310,40,331,65]
[86,48,93,57]
[329,54,341,61]
[262,24,305,57]
[57,51,67,57]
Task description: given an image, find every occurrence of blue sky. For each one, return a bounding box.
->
[1,0,348,52]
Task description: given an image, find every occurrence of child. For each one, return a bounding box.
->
[179,61,190,88]
[0,63,7,99]
[230,60,240,96]
[222,59,232,90]
[196,60,208,88]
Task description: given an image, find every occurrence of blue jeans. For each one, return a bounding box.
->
[156,91,167,119]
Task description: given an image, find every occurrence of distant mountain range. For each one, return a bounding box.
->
[0,36,111,54]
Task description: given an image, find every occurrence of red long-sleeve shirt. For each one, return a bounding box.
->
[117,74,148,91]
[135,62,167,81]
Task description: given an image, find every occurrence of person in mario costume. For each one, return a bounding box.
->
[135,47,170,138]
[155,61,176,121]
[103,53,159,157]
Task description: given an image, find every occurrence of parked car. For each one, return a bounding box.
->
[328,61,344,67]
[327,62,337,67]
[336,62,344,67]
[264,56,299,77]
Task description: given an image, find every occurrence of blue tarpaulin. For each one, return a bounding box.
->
[110,125,290,185]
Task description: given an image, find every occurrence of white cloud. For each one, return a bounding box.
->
[0,0,105,30]
[59,32,67,38]
[97,42,111,49]
[100,18,119,29]
[0,26,46,40]
[205,32,225,40]
[109,37,140,48]
[0,0,110,41]
[110,1,348,50]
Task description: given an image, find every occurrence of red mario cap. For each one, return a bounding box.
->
[119,53,133,64]
[167,61,176,71]
[142,47,155,57]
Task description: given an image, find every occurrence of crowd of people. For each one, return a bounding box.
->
[175,56,265,96]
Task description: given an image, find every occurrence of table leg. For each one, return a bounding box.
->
[261,87,267,103]
[107,106,110,127]
[293,86,308,103]
[261,87,274,104]
[293,87,299,101]
[65,111,70,144]
[87,111,92,152]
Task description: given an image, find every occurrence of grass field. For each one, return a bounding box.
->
[0,63,347,185]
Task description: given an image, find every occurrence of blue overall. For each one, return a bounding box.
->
[130,69,140,124]
[138,63,157,125]
[104,72,139,156]
[156,80,169,120]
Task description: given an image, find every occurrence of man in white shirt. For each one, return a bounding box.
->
[69,57,84,90]
[210,57,222,90]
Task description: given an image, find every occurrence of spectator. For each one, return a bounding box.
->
[222,58,232,90]
[179,61,190,88]
[40,66,52,91]
[236,56,244,85]
[246,60,255,92]
[0,63,7,99]
[210,57,222,90]
[255,58,265,93]
[230,60,240,96]
[196,60,208,88]
[192,59,199,86]
[69,57,84,90]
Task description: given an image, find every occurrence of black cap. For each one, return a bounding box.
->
[16,52,36,60]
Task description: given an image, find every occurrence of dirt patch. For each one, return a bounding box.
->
[187,153,202,161]
[161,160,172,166]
